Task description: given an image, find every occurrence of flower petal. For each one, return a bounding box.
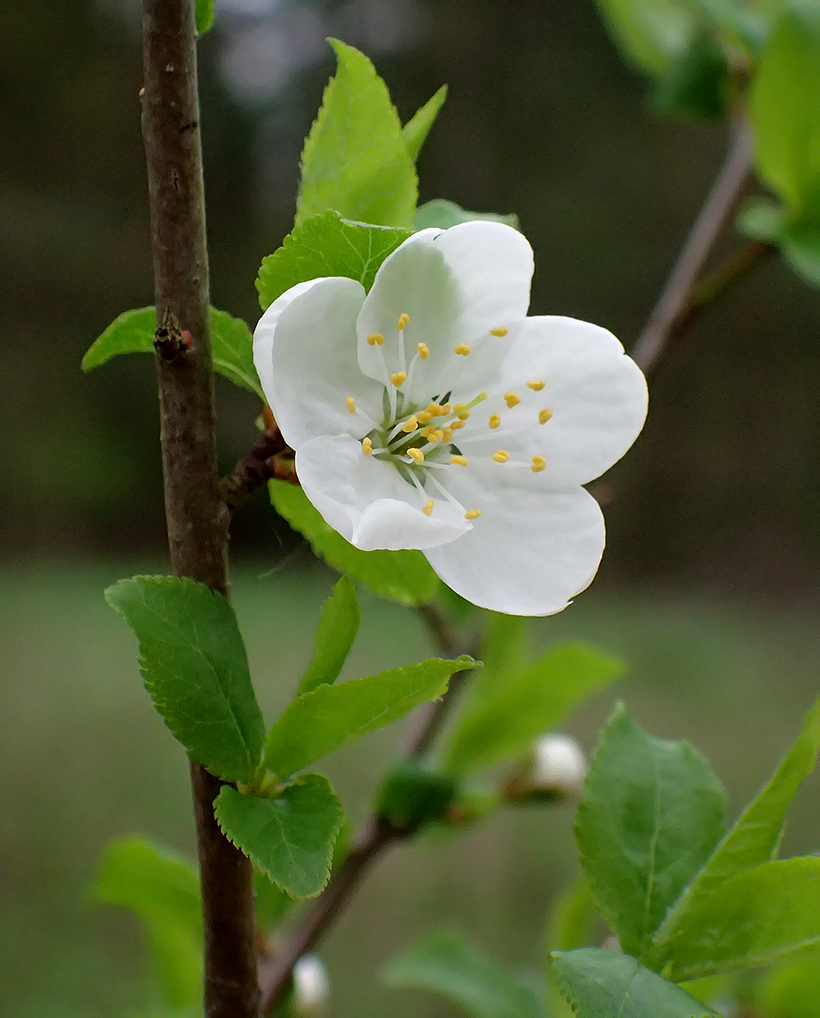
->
[296,435,470,552]
[424,464,605,615]
[255,277,383,447]
[456,316,647,486]
[356,223,534,399]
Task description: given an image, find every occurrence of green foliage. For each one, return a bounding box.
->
[91,837,201,1011]
[401,86,448,162]
[545,875,594,955]
[195,0,215,35]
[551,948,719,1018]
[749,5,820,215]
[444,643,623,773]
[253,868,294,930]
[269,479,439,606]
[255,212,410,311]
[215,776,343,898]
[82,306,263,399]
[651,30,730,119]
[754,952,820,1018]
[477,614,531,692]
[385,929,543,1018]
[414,199,521,232]
[297,40,417,229]
[575,705,727,960]
[264,656,474,779]
[105,576,265,784]
[592,0,695,73]
[375,758,458,830]
[659,857,820,981]
[653,699,820,954]
[296,576,360,696]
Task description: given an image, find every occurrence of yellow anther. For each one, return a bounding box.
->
[457,412,470,421]
[437,402,452,416]
[454,343,471,356]
[391,371,407,387]
[362,438,373,456]
[401,415,419,433]
[490,327,508,337]
[489,414,501,429]
[417,342,430,360]
[442,427,454,442]
[450,455,468,466]
[346,396,356,414]
[422,500,434,516]
[397,312,410,330]
[450,420,465,431]
[492,450,510,463]
[427,429,444,443]
[527,380,546,391]
[367,332,385,346]
[531,456,546,473]
[465,509,482,520]
[504,391,521,408]
[419,426,433,438]
[538,408,553,424]
[408,447,425,464]
[417,411,433,424]
[424,402,442,417]
[453,403,467,414]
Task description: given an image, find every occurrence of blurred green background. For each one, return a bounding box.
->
[2,0,818,1015]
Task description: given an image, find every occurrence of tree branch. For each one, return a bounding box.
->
[141,1,259,1014]
[630,126,766,375]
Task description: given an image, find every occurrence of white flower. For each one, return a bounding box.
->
[529,733,587,797]
[291,955,330,1016]
[254,222,647,615]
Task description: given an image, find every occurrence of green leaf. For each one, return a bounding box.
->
[593,0,695,74]
[375,758,458,830]
[736,196,787,241]
[385,929,542,1018]
[105,576,265,784]
[297,576,360,696]
[546,875,594,954]
[575,705,726,960]
[749,5,820,212]
[444,643,622,773]
[253,868,294,929]
[651,30,730,119]
[264,655,474,779]
[269,479,439,606]
[215,775,343,898]
[297,40,417,229]
[779,220,820,287]
[82,306,263,399]
[195,0,215,35]
[413,199,520,232]
[256,211,410,311]
[653,700,820,957]
[551,948,719,1018]
[91,837,201,1010]
[473,613,531,698]
[755,951,820,1018]
[402,85,448,162]
[659,857,820,981]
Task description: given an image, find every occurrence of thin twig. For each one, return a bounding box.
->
[140,1,259,1014]
[631,126,758,375]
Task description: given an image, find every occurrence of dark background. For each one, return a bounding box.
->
[4,0,818,600]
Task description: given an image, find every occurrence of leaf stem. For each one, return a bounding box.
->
[140,1,259,1014]
[630,125,768,375]
[259,601,475,1013]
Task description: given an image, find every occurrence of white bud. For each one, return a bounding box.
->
[530,734,586,797]
[291,955,330,1016]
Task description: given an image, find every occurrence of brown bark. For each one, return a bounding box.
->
[140,1,259,1014]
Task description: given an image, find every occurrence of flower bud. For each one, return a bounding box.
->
[530,734,587,798]
[291,955,330,1017]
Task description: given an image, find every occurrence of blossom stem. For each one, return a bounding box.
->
[141,1,259,1014]
[631,124,771,376]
